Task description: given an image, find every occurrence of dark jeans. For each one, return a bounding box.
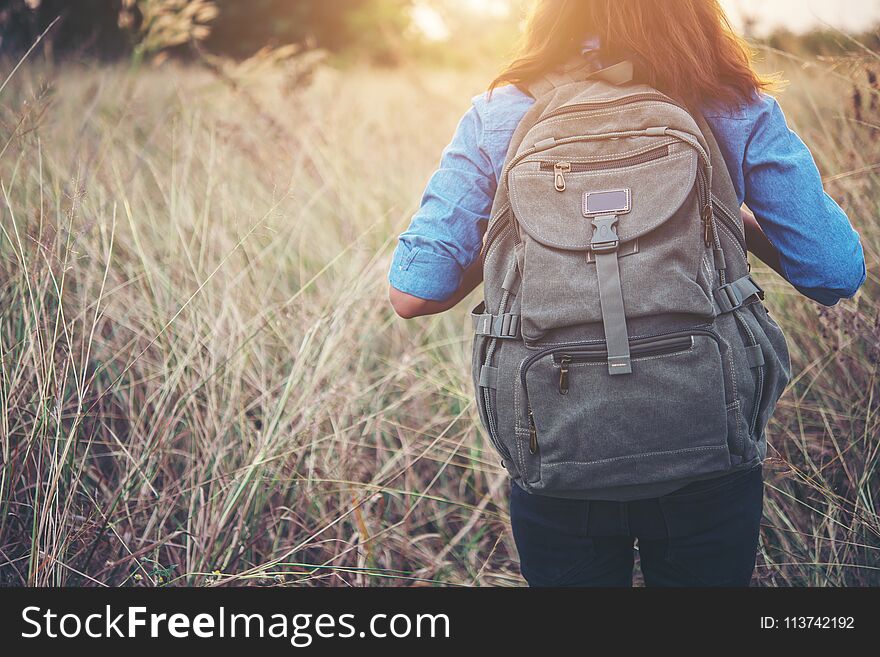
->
[509,465,763,587]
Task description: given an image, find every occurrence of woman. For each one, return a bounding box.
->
[387,0,866,587]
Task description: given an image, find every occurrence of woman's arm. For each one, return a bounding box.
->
[388,90,531,320]
[389,258,483,319]
[739,95,865,305]
[388,86,534,320]
[387,103,494,319]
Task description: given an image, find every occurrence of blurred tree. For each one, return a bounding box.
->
[122,0,218,62]
[0,0,415,64]
[414,0,526,68]
[765,26,880,56]
[203,0,412,65]
[0,0,131,59]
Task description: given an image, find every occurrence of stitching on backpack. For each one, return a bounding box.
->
[724,334,739,407]
[518,139,679,165]
[513,363,521,431]
[728,398,745,449]
[515,427,528,478]
[542,445,726,468]
[513,375,526,474]
[549,343,696,369]
[485,229,511,264]
[701,254,714,285]
[522,323,715,349]
[532,102,677,129]
[697,255,708,289]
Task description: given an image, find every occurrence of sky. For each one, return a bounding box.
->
[414,0,880,39]
[720,0,880,35]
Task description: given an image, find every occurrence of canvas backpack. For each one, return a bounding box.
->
[471,58,792,497]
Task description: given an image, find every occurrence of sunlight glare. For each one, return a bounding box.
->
[463,0,511,17]
[412,3,450,41]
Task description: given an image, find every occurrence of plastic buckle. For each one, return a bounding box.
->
[590,215,620,254]
[493,313,520,339]
[719,283,743,311]
[753,278,766,301]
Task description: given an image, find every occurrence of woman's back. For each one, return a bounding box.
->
[386,0,868,587]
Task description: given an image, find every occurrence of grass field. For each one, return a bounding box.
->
[0,48,878,586]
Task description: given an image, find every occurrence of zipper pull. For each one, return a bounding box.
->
[559,356,571,395]
[701,204,714,247]
[528,408,538,454]
[554,162,571,192]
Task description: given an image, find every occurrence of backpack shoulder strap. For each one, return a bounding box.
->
[691,110,755,288]
[693,110,739,207]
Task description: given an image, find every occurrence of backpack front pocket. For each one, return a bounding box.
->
[516,331,733,492]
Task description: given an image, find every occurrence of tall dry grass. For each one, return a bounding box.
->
[0,48,877,586]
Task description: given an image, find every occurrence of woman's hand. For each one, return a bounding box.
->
[389,258,484,319]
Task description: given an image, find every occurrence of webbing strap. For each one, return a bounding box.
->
[529,59,635,98]
[527,77,557,101]
[588,60,635,85]
[714,275,765,314]
[591,215,632,376]
[471,260,522,340]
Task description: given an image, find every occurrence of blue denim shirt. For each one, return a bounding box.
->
[389,67,866,307]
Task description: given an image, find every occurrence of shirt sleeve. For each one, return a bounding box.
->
[742,95,866,306]
[388,101,498,302]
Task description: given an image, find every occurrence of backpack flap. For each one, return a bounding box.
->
[508,140,698,250]
[508,134,714,344]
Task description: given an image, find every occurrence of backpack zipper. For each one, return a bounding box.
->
[711,197,747,258]
[732,310,765,438]
[695,165,722,252]
[553,162,571,192]
[557,355,573,395]
[528,407,538,454]
[553,335,694,394]
[521,328,720,391]
[540,145,671,192]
